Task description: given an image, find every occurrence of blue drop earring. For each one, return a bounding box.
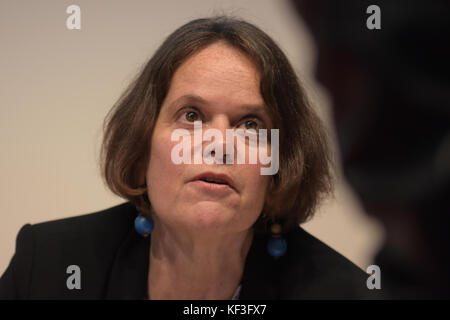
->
[267,223,287,258]
[134,214,154,237]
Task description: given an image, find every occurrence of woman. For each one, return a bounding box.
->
[0,16,369,299]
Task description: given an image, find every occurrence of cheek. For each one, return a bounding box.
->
[232,166,270,230]
[146,129,183,200]
[240,165,270,207]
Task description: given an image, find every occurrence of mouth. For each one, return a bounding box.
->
[191,171,237,192]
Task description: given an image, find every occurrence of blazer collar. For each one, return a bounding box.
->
[105,226,281,299]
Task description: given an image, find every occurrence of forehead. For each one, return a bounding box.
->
[166,42,263,103]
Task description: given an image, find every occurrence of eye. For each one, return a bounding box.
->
[176,107,202,124]
[185,111,199,122]
[244,120,258,130]
[237,117,263,131]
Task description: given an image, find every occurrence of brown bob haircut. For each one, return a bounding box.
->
[101,16,333,233]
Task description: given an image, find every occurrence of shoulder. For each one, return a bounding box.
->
[242,226,375,299]
[29,202,137,241]
[26,202,137,263]
[0,202,138,299]
[278,227,371,299]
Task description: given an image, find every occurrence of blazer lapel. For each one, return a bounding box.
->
[239,232,280,299]
[105,226,150,299]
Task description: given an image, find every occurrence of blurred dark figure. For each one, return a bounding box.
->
[291,0,450,298]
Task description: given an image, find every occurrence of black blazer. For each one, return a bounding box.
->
[0,202,375,299]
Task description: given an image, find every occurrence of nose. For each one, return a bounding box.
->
[202,116,234,164]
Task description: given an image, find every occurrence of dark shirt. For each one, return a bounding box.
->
[0,202,376,299]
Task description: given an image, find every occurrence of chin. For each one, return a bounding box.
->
[183,201,235,231]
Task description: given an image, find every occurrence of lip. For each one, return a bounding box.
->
[190,171,237,192]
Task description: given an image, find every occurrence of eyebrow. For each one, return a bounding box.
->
[168,94,208,111]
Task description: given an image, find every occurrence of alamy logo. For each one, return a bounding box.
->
[366,5,381,30]
[66,265,81,290]
[366,264,381,289]
[66,5,81,30]
[170,120,279,175]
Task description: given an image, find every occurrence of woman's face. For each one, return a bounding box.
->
[145,42,272,236]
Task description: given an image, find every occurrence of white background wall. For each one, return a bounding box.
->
[0,0,383,275]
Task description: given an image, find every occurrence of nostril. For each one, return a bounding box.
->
[206,148,232,164]
[224,153,230,164]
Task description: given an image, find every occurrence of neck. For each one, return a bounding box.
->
[147,220,253,300]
